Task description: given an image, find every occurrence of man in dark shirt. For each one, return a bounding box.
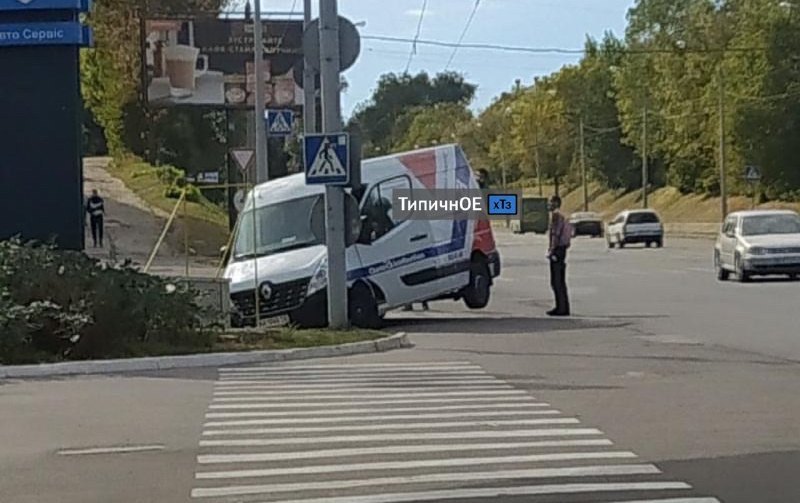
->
[547,195,571,316]
[86,189,105,248]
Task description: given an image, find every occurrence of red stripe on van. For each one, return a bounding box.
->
[399,151,437,190]
[473,219,496,254]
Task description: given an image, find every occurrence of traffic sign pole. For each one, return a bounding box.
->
[253,0,269,185]
[319,0,348,329]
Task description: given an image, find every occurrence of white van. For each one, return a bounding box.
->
[223,144,501,328]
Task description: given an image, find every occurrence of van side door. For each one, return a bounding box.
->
[351,175,436,309]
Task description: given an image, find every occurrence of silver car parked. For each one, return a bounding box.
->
[714,210,800,282]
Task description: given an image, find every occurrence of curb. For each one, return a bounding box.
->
[0,333,413,379]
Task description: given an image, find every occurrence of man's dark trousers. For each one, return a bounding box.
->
[549,246,570,314]
[90,215,104,247]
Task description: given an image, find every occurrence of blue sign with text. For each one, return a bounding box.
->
[0,22,91,47]
[0,0,91,12]
[487,194,518,216]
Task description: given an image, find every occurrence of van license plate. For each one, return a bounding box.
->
[259,315,290,328]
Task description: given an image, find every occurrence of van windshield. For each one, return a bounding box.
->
[232,195,324,261]
[628,212,660,224]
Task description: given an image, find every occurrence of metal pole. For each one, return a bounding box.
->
[642,108,649,208]
[183,192,189,278]
[253,0,269,184]
[534,129,543,196]
[580,117,588,212]
[303,0,317,134]
[319,0,348,329]
[718,65,728,220]
[502,161,508,227]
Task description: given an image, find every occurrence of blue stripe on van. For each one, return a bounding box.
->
[347,219,468,282]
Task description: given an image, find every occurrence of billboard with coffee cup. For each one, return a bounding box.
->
[143,17,303,108]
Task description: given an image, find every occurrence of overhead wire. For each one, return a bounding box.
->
[444,0,482,70]
[404,0,429,74]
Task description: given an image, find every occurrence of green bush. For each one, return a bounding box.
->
[0,239,215,365]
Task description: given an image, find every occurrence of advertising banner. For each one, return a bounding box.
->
[143,18,303,108]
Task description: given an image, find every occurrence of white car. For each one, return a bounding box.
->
[606,209,664,249]
[714,210,800,282]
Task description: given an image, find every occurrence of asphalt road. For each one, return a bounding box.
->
[1,230,798,502]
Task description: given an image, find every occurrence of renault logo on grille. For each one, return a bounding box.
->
[259,283,273,300]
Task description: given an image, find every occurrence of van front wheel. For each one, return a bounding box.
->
[349,283,382,329]
[463,260,491,309]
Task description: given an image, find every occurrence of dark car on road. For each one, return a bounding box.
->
[569,211,604,238]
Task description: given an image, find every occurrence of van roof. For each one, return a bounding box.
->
[248,144,464,209]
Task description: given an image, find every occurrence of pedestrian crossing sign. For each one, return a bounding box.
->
[304,133,350,185]
[266,109,294,137]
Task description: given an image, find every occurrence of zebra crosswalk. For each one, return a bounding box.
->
[190,361,719,503]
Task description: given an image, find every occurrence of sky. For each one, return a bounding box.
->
[256,0,636,117]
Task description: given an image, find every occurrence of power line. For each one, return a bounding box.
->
[405,0,428,74]
[445,0,482,70]
[363,34,770,57]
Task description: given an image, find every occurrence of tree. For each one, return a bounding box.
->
[395,103,473,152]
[348,71,477,156]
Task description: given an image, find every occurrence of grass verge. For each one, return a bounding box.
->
[106,155,230,257]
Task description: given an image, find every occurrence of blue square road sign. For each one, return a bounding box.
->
[304,134,350,186]
[266,109,294,137]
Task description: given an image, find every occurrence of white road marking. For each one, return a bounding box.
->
[202,418,581,435]
[205,402,553,419]
[218,363,480,372]
[198,428,604,447]
[246,482,693,503]
[191,467,669,498]
[57,444,165,456]
[607,499,721,503]
[209,396,543,409]
[197,439,615,464]
[219,370,488,382]
[215,378,503,386]
[195,454,643,480]
[213,385,513,394]
[209,390,527,401]
[204,409,562,426]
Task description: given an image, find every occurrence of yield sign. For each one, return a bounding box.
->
[231,149,254,174]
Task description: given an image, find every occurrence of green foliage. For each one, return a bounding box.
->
[0,239,214,364]
[348,71,477,157]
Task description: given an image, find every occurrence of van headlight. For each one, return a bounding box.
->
[307,257,328,296]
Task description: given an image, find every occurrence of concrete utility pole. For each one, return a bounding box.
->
[642,108,649,208]
[303,0,317,134]
[718,65,728,220]
[253,0,269,184]
[579,117,589,212]
[319,0,348,328]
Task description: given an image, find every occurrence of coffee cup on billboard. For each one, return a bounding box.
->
[164,45,209,98]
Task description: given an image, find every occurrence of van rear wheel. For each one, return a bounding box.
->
[349,283,382,329]
[463,260,491,309]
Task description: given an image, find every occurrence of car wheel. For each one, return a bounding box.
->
[348,283,382,329]
[646,241,652,248]
[463,259,491,309]
[655,238,664,248]
[715,251,730,281]
[789,274,798,281]
[735,254,751,283]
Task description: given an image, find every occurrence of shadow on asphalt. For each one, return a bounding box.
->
[658,450,800,503]
[385,316,631,334]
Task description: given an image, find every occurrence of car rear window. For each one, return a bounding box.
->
[627,212,660,224]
